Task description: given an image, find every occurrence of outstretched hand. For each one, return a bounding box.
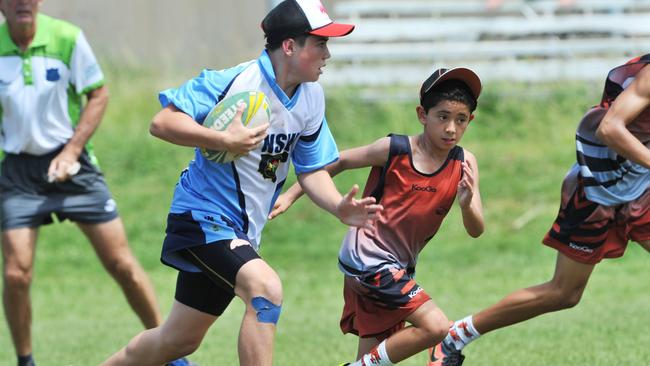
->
[222,104,269,155]
[336,185,383,230]
[457,160,476,208]
[268,193,294,220]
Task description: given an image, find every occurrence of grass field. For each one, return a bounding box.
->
[1,71,649,366]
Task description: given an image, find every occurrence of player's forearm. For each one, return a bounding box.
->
[298,169,342,216]
[461,202,484,238]
[284,182,306,204]
[64,86,109,157]
[282,160,346,206]
[150,109,230,151]
[598,122,650,168]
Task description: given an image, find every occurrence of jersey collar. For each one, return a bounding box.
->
[30,14,51,50]
[258,50,301,110]
[0,13,50,56]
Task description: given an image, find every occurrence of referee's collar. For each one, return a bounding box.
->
[0,13,50,55]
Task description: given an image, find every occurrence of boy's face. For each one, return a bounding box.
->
[289,35,331,83]
[417,100,472,151]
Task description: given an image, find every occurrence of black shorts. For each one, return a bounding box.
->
[174,240,260,316]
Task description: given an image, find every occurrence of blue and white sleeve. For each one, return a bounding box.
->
[292,117,339,175]
[158,64,248,123]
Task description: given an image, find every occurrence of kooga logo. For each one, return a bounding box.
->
[411,184,436,193]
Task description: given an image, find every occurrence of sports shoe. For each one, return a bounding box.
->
[427,341,465,366]
[166,357,197,366]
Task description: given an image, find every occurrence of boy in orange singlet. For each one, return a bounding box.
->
[270,68,485,365]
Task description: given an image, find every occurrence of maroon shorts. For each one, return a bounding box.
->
[543,169,650,264]
[340,267,430,341]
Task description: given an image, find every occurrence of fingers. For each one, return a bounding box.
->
[225,112,269,154]
[250,122,270,146]
[462,161,473,176]
[67,161,81,175]
[267,210,279,220]
[231,104,246,126]
[460,161,475,187]
[47,160,81,183]
[268,206,284,220]
[343,184,359,202]
[355,196,376,206]
[364,203,383,213]
[47,160,59,181]
[250,122,270,137]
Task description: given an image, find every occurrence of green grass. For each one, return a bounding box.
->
[1,74,649,365]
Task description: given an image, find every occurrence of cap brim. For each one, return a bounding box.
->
[309,22,355,37]
[432,68,482,101]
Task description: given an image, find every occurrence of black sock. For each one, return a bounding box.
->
[17,354,35,366]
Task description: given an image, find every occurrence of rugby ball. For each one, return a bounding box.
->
[200,91,271,163]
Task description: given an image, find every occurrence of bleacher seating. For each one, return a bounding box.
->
[320,0,650,86]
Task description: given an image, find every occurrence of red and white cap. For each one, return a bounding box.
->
[262,0,355,45]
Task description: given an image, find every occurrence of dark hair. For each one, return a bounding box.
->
[265,34,309,52]
[420,80,477,113]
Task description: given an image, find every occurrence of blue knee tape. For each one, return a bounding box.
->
[251,296,282,325]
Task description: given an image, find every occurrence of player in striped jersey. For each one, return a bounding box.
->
[430,55,650,366]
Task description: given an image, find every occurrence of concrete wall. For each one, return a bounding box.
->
[39,0,286,73]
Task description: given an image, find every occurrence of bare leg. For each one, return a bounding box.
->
[356,337,380,360]
[473,253,595,334]
[384,300,449,362]
[102,301,216,366]
[234,258,283,366]
[2,228,38,357]
[78,218,162,328]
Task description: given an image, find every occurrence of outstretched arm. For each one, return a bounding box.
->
[457,150,484,238]
[596,65,650,169]
[298,169,383,230]
[268,137,390,219]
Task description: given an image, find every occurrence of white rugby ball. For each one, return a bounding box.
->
[201,91,271,163]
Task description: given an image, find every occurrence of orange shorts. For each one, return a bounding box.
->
[543,169,650,264]
[340,267,430,341]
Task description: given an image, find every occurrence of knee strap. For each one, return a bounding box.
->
[251,296,282,325]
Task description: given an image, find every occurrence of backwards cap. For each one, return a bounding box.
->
[262,0,355,45]
[420,67,482,105]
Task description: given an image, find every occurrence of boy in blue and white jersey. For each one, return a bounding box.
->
[157,51,341,268]
[102,1,382,365]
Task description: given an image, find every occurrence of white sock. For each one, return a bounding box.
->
[445,315,481,351]
[349,340,394,366]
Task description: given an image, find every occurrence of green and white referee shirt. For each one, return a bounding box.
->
[0,14,104,162]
